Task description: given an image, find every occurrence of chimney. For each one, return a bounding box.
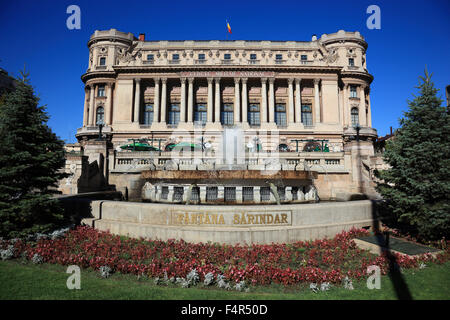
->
[139,33,145,41]
[390,126,393,135]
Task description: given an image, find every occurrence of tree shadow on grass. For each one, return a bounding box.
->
[371,201,413,300]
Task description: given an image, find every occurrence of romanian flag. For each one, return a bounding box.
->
[227,21,232,34]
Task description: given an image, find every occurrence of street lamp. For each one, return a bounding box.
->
[96,119,105,141]
[353,124,361,141]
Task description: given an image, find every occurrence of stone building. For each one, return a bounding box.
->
[60,28,379,201]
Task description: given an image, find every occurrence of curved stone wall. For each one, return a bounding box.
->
[84,200,381,244]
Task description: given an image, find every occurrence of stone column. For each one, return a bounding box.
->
[268,78,275,123]
[106,83,113,125]
[343,83,349,126]
[133,78,141,124]
[288,78,294,124]
[314,79,321,123]
[187,77,194,123]
[295,78,302,123]
[254,186,261,204]
[261,78,268,123]
[160,78,167,123]
[235,186,243,203]
[241,78,248,123]
[207,78,214,123]
[218,186,224,202]
[234,78,240,123]
[154,78,160,123]
[180,77,186,123]
[285,186,293,201]
[367,90,372,127]
[359,85,367,126]
[83,86,89,126]
[200,186,207,203]
[168,186,174,202]
[214,77,221,123]
[89,84,95,125]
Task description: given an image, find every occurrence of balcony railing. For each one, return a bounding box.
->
[111,150,347,174]
[143,60,154,64]
[248,59,260,65]
[300,60,313,65]
[96,65,107,70]
[195,59,206,64]
[169,60,180,64]
[275,60,286,64]
[221,59,233,64]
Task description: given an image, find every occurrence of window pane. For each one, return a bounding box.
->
[276,54,282,60]
[224,54,231,60]
[99,57,106,65]
[301,55,307,61]
[301,105,312,126]
[198,53,205,60]
[173,54,179,60]
[250,54,257,60]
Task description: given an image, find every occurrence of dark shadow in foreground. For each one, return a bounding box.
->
[371,200,413,300]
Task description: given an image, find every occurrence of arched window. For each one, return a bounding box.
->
[278,144,289,152]
[351,107,359,127]
[143,104,153,125]
[248,104,260,126]
[194,104,207,126]
[301,105,312,126]
[275,104,287,127]
[96,106,104,124]
[221,104,234,125]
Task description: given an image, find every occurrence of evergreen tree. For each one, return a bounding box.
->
[0,70,67,238]
[376,70,450,241]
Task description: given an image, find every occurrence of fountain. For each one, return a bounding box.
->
[85,130,383,244]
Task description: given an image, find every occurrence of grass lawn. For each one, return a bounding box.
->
[0,259,449,300]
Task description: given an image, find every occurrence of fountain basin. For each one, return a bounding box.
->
[84,200,382,244]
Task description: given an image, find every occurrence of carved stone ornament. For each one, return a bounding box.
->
[163,51,168,58]
[287,52,292,58]
[261,52,266,58]
[182,51,187,57]
[189,51,194,58]
[157,52,161,58]
[215,51,220,57]
[268,52,273,57]
[242,52,246,57]
[235,51,239,57]
[295,52,299,58]
[208,50,213,57]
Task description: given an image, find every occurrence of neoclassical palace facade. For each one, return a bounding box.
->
[63,28,379,200]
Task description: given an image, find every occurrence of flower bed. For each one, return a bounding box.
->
[1,226,448,286]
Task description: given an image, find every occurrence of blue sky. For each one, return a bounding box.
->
[0,0,449,143]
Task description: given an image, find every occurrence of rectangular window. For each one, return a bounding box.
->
[206,187,218,202]
[97,85,105,97]
[349,58,354,66]
[224,187,236,202]
[168,104,180,125]
[250,54,257,60]
[248,104,260,126]
[143,104,154,125]
[172,54,179,60]
[275,104,287,126]
[194,104,207,126]
[243,187,254,202]
[301,55,307,61]
[275,54,283,60]
[301,105,313,126]
[350,85,358,98]
[221,104,234,125]
[99,57,106,65]
[260,187,270,201]
[174,187,184,201]
[198,53,205,60]
[224,53,231,60]
[147,54,154,61]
